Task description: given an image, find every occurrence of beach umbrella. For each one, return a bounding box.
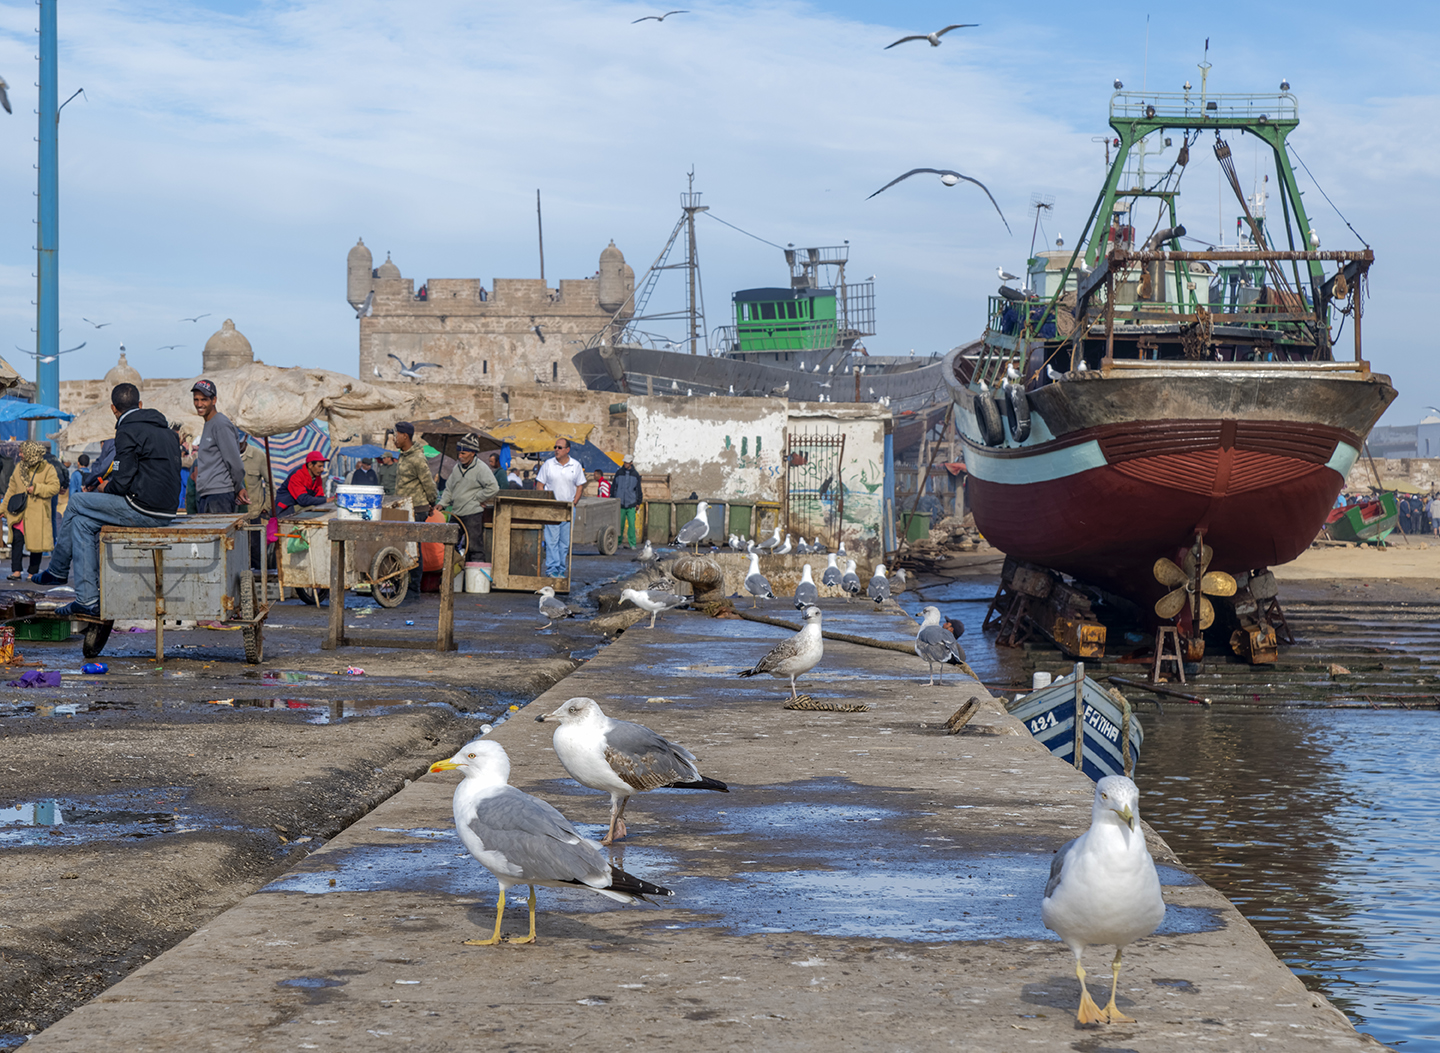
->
[538,439,621,474]
[264,422,332,481]
[488,418,594,454]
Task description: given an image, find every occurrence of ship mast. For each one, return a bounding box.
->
[681,169,708,355]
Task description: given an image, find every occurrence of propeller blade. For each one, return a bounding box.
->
[1201,570,1238,597]
[1155,586,1188,620]
[1198,595,1216,630]
[1182,542,1213,578]
[1153,557,1187,587]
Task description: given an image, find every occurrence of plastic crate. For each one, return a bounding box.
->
[15,619,73,641]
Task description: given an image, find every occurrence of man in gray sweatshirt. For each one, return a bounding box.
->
[191,379,248,514]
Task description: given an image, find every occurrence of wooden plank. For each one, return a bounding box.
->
[437,539,456,652]
[327,519,460,544]
[322,538,345,650]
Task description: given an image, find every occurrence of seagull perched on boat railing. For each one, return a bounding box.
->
[997,266,1022,284]
[387,353,441,381]
[1046,363,1064,382]
[884,23,977,49]
[867,169,1011,234]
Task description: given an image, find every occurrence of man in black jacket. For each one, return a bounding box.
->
[34,383,182,617]
[612,455,643,548]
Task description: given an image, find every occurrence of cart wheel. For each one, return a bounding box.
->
[82,620,113,660]
[240,574,263,664]
[370,546,409,608]
[295,587,329,607]
[600,525,618,556]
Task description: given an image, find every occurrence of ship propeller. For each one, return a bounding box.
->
[1153,541,1237,629]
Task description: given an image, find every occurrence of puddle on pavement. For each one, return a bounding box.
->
[0,787,219,846]
[0,696,497,725]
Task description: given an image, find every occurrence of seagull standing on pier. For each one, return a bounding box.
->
[737,605,824,700]
[744,552,774,608]
[914,605,966,685]
[821,553,841,588]
[1042,776,1166,1025]
[887,567,908,595]
[620,585,685,629]
[841,559,861,601]
[774,533,793,556]
[535,586,574,629]
[537,697,727,844]
[428,739,672,945]
[794,564,819,609]
[674,501,710,554]
[756,527,783,553]
[868,562,892,604]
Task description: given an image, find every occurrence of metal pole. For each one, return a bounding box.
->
[536,189,544,282]
[36,0,59,443]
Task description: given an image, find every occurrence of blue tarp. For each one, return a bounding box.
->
[337,444,390,459]
[0,401,73,423]
[537,439,620,474]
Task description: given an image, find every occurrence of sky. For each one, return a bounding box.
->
[0,0,1436,423]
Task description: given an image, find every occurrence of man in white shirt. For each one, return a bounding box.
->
[535,437,587,578]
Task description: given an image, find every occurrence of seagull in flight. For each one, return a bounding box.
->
[354,290,374,319]
[633,9,687,22]
[157,344,184,351]
[18,341,84,364]
[867,169,1011,234]
[884,23,978,49]
[0,75,10,115]
[180,313,211,323]
[82,318,110,329]
[387,353,442,381]
[530,316,546,343]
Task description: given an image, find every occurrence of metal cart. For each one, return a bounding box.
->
[571,496,621,555]
[95,513,269,662]
[275,499,418,607]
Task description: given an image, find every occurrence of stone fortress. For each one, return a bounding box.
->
[347,237,635,391]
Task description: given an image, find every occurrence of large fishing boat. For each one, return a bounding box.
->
[570,187,955,442]
[945,84,1395,660]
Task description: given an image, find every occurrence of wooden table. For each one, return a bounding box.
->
[321,519,462,652]
[490,492,572,593]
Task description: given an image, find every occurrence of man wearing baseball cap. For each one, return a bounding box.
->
[437,433,498,562]
[275,451,328,516]
[191,379,248,514]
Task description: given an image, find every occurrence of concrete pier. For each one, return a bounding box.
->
[20,607,1383,1051]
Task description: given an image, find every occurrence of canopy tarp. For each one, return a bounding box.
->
[488,418,594,455]
[337,443,390,460]
[54,363,416,447]
[0,401,73,423]
[537,439,621,474]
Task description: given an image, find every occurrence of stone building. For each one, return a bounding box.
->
[203,319,255,372]
[347,238,634,390]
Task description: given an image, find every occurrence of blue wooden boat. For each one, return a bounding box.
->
[1007,663,1142,783]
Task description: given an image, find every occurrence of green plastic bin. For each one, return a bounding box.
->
[902,512,931,541]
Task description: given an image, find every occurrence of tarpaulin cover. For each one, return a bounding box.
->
[487,418,594,454]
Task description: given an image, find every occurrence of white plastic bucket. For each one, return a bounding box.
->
[336,484,384,521]
[465,562,492,594]
[1031,671,1053,690]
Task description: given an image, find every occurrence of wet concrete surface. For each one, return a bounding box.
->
[16,600,1382,1052]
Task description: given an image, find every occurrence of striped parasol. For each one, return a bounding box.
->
[258,421,331,486]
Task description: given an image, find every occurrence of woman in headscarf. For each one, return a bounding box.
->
[4,441,61,579]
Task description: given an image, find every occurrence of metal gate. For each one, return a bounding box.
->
[783,428,845,545]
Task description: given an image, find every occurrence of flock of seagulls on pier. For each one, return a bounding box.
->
[454,498,1167,1030]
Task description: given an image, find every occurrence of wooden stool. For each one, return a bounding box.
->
[1152,625,1186,684]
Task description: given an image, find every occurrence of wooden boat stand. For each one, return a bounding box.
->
[1152,625,1186,683]
[322,519,461,653]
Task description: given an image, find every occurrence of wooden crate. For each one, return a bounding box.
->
[491,492,573,593]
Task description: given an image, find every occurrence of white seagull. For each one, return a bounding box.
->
[867,169,1011,233]
[387,353,441,381]
[674,500,710,553]
[868,562,891,604]
[632,8,687,22]
[620,585,685,629]
[1046,363,1064,382]
[774,533,794,556]
[795,536,812,555]
[840,558,861,602]
[794,563,819,609]
[538,697,727,844]
[1042,776,1165,1025]
[756,527,783,553]
[812,536,828,554]
[884,23,978,48]
[997,266,1022,283]
[821,552,842,588]
[744,552,774,608]
[737,604,824,700]
[428,739,673,945]
[914,605,965,685]
[535,586,574,629]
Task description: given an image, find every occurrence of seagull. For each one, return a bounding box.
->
[997,266,1022,283]
[821,553,841,588]
[387,353,442,381]
[836,538,847,558]
[727,533,742,552]
[674,500,710,553]
[867,169,1011,233]
[634,538,657,565]
[535,586,574,629]
[884,23,978,49]
[428,739,673,945]
[530,316,546,343]
[1046,363,1064,382]
[156,344,184,351]
[744,552,773,608]
[179,313,211,323]
[914,605,966,685]
[620,585,685,629]
[795,537,811,555]
[537,696,726,844]
[1076,360,1090,373]
[372,365,382,378]
[812,536,827,554]
[756,527,783,553]
[887,567,907,595]
[686,388,692,396]
[0,75,9,115]
[737,604,824,700]
[841,558,861,602]
[82,318,110,329]
[868,562,891,604]
[355,290,374,319]
[774,533,793,556]
[632,8,687,22]
[728,384,735,395]
[1042,776,1166,1025]
[794,563,819,609]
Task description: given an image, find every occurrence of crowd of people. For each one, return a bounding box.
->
[1396,492,1440,536]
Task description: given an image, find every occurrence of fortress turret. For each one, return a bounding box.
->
[376,253,401,280]
[598,240,628,314]
[203,319,254,373]
[346,237,373,309]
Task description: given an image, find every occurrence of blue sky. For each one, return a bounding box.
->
[0,0,1435,423]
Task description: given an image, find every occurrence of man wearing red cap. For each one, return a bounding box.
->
[275,451,328,515]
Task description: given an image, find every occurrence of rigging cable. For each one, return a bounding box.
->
[702,211,788,251]
[1287,143,1370,249]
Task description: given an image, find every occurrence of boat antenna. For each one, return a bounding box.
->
[536,189,545,282]
[681,167,710,355]
[1197,37,1211,106]
[1028,194,1055,260]
[1143,15,1149,95]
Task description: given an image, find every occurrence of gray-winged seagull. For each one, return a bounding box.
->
[620,585,685,629]
[914,605,965,685]
[737,604,823,700]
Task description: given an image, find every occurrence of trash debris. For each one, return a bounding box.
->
[81,662,108,675]
[404,620,415,626]
[7,670,61,688]
[344,667,365,676]
[645,696,676,704]
[205,699,235,706]
[53,703,78,716]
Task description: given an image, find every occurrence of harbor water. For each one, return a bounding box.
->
[1137,708,1439,1051]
